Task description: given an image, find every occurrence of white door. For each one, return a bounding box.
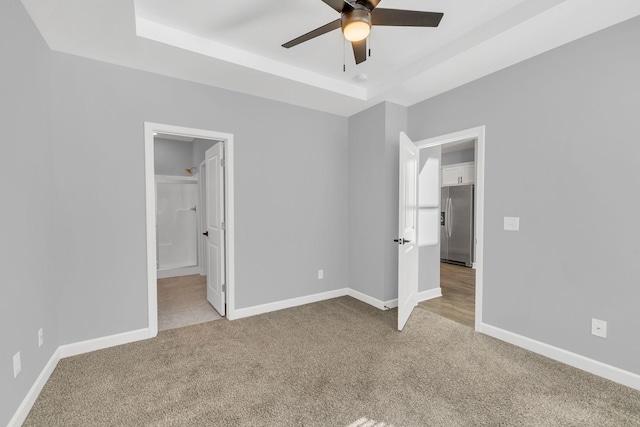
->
[397,132,419,331]
[205,143,225,316]
[197,161,207,276]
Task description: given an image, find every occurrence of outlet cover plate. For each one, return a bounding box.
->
[13,352,21,378]
[591,318,607,338]
[504,216,520,231]
[318,269,324,280]
[38,328,44,347]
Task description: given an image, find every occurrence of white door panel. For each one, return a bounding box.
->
[205,143,225,316]
[397,133,419,331]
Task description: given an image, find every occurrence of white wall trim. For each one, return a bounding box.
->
[157,266,201,279]
[233,288,349,320]
[480,323,640,392]
[418,288,442,302]
[9,327,150,425]
[346,287,442,311]
[415,125,485,332]
[144,122,236,330]
[58,328,150,359]
[7,349,60,427]
[347,288,389,310]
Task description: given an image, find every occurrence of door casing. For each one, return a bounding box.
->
[144,122,236,338]
[414,126,485,331]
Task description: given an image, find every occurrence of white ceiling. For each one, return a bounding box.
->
[21,0,640,116]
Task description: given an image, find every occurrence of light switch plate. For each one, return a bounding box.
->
[504,217,520,231]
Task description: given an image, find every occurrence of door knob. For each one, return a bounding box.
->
[202,231,209,236]
[394,238,411,245]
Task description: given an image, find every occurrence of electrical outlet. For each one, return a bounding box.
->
[317,269,324,280]
[13,352,21,378]
[591,318,607,338]
[504,217,520,231]
[38,328,44,347]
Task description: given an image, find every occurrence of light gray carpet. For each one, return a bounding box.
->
[157,274,222,331]
[24,297,640,426]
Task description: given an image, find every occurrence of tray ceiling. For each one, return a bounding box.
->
[21,0,640,116]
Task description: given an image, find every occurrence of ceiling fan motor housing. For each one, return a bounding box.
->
[341,6,372,41]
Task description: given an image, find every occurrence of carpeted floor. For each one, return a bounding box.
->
[24,297,640,426]
[157,274,222,331]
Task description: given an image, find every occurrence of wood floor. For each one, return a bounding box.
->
[418,262,475,328]
[157,274,222,331]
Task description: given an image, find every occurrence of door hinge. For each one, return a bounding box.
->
[222,284,226,293]
[221,221,226,230]
[221,158,225,167]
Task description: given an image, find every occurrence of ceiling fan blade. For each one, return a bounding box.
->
[282,19,341,48]
[322,0,353,13]
[352,39,367,64]
[371,9,443,27]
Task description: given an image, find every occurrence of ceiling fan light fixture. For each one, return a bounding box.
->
[342,9,371,42]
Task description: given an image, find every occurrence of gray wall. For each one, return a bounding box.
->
[442,148,474,166]
[50,52,349,345]
[154,138,194,176]
[348,103,386,301]
[154,138,216,177]
[347,102,407,303]
[0,1,58,425]
[409,16,640,374]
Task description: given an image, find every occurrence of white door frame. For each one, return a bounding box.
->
[144,122,236,338]
[415,125,485,331]
[197,159,207,277]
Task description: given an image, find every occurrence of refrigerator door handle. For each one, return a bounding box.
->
[444,198,449,237]
[448,197,453,238]
[445,198,449,237]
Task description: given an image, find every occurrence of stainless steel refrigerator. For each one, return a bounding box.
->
[441,184,474,267]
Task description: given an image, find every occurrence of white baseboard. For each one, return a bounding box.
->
[58,328,150,358]
[480,323,640,391]
[346,287,442,311]
[157,266,200,279]
[7,348,61,427]
[347,288,389,310]
[232,288,349,320]
[418,287,442,302]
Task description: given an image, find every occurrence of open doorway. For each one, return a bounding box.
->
[153,133,222,331]
[420,138,476,327]
[413,127,485,331]
[144,123,236,338]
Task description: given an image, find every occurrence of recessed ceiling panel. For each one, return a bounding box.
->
[134,0,545,97]
[22,0,640,115]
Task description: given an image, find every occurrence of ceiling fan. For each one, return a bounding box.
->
[282,0,444,65]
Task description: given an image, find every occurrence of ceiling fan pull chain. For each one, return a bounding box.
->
[343,37,346,72]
